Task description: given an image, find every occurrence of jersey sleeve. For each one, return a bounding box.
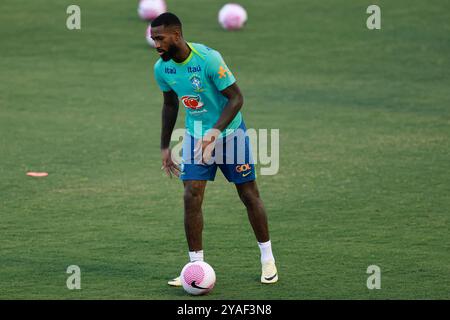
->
[153,63,171,92]
[206,50,236,91]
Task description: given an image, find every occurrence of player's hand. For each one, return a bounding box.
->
[160,148,180,178]
[195,130,221,164]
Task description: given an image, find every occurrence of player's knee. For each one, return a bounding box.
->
[239,189,260,208]
[184,182,204,204]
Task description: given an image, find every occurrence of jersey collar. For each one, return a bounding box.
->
[173,42,204,65]
[173,43,193,65]
[187,42,205,60]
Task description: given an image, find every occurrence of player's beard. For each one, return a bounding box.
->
[160,44,179,62]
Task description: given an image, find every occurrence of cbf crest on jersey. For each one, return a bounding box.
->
[190,74,204,93]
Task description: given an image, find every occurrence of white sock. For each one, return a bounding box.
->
[258,240,275,264]
[189,250,204,262]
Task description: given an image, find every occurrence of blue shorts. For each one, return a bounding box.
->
[180,121,256,184]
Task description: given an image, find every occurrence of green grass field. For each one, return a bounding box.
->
[1,0,449,299]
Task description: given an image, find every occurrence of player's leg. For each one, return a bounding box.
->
[219,120,277,283]
[218,124,278,284]
[235,180,278,284]
[181,134,217,260]
[183,180,207,252]
[168,132,217,286]
[167,179,208,287]
[235,180,269,243]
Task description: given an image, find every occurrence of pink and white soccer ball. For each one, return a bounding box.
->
[218,3,248,30]
[146,24,155,47]
[180,261,216,295]
[138,0,167,21]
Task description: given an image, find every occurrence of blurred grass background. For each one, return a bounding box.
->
[0,0,449,299]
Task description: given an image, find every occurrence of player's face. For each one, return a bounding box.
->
[151,26,180,62]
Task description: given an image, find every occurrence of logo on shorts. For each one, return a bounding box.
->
[236,163,251,173]
[181,95,204,110]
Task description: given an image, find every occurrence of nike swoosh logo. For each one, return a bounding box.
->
[168,81,177,85]
[242,171,252,177]
[191,281,208,290]
[264,273,277,281]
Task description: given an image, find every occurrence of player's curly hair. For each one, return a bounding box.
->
[151,12,182,31]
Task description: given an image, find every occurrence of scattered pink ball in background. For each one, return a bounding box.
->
[138,0,167,21]
[218,3,248,30]
[146,24,156,47]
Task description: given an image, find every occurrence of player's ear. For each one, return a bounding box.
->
[173,27,182,42]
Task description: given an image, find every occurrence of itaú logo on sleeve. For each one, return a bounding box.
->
[181,95,204,110]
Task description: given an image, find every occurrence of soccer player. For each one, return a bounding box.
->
[151,13,278,285]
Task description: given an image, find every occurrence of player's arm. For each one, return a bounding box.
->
[160,90,180,178]
[212,83,243,132]
[161,90,179,150]
[198,83,243,163]
[197,50,242,162]
[207,50,242,134]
